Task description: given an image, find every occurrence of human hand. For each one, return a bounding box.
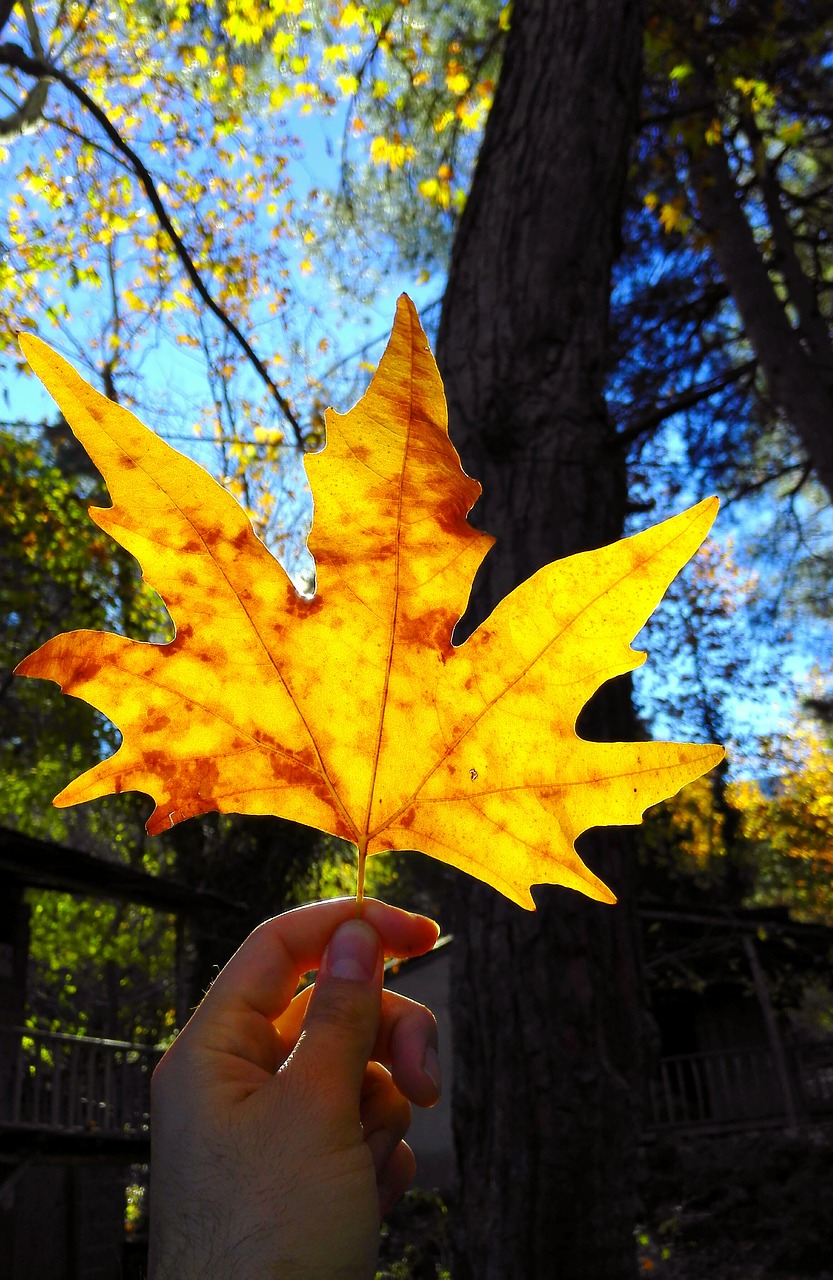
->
[148,898,441,1280]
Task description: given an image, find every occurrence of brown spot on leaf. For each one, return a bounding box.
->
[145,709,171,733]
[284,591,323,618]
[139,747,168,776]
[68,657,105,687]
[398,606,451,654]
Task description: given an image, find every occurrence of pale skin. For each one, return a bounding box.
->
[149,897,442,1280]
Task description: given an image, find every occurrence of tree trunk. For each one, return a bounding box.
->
[691,135,833,503]
[436,1,646,1276]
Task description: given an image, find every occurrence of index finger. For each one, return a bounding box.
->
[196,897,439,1030]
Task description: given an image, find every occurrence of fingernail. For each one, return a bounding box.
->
[422,1045,442,1093]
[325,920,379,981]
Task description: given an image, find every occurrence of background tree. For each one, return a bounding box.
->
[736,709,833,926]
[0,0,323,551]
[616,0,833,620]
[435,0,646,1274]
[0,421,166,842]
[0,420,348,1040]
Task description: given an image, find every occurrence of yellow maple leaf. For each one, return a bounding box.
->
[16,298,722,909]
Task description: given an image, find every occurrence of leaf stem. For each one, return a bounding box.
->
[355,838,368,916]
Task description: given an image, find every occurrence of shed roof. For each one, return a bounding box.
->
[0,826,243,913]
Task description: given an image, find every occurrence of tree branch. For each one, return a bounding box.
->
[745,110,833,385]
[0,40,306,448]
[45,107,129,168]
[0,1,49,137]
[0,67,47,135]
[0,0,15,40]
[20,0,44,55]
[691,133,833,502]
[721,460,810,508]
[616,359,756,449]
[639,94,715,130]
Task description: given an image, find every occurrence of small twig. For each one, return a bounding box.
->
[616,360,756,448]
[720,461,809,508]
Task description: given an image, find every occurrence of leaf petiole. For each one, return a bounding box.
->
[355,838,368,915]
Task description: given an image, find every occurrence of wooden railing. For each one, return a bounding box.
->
[796,1040,833,1112]
[0,1026,164,1138]
[647,1041,833,1132]
[2,1025,831,1141]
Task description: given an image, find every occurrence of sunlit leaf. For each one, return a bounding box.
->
[17,298,722,909]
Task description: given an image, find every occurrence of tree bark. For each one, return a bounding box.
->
[436,1,646,1277]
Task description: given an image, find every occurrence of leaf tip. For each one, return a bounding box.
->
[17,330,51,371]
[52,782,79,810]
[694,493,720,532]
[394,292,423,330]
[580,875,618,907]
[14,647,49,681]
[524,868,618,911]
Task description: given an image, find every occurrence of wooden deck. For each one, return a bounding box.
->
[0,1026,163,1141]
[646,1041,833,1134]
[2,1025,831,1146]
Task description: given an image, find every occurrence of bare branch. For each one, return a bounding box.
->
[616,360,756,448]
[0,0,50,136]
[639,95,715,130]
[0,70,47,136]
[46,107,129,167]
[21,0,45,56]
[721,461,810,508]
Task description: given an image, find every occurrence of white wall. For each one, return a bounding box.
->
[385,939,455,1192]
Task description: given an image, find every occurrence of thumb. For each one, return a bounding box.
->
[292,918,383,1115]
